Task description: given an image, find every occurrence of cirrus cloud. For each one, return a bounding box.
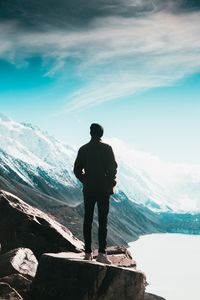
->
[0,1,200,110]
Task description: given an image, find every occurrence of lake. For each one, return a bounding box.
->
[128,233,200,300]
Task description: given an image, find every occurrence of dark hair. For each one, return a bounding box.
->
[90,123,104,138]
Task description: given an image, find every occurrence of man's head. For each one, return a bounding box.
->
[90,123,104,138]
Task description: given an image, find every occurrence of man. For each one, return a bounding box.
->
[73,123,117,264]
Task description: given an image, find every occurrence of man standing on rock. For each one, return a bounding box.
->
[74,123,117,264]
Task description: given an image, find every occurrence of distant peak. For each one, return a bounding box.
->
[21,122,40,131]
[0,113,12,122]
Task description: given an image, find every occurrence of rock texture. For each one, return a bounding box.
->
[93,246,136,268]
[30,252,145,300]
[0,190,83,258]
[0,248,38,279]
[0,274,31,298]
[44,246,136,268]
[0,282,22,300]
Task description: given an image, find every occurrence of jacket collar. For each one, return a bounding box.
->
[90,137,102,143]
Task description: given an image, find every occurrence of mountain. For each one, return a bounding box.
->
[0,113,166,244]
[0,113,200,246]
[108,138,200,212]
[1,113,200,213]
[0,113,76,193]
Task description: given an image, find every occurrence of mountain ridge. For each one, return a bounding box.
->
[1,113,200,212]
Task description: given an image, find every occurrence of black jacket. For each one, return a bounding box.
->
[73,138,117,194]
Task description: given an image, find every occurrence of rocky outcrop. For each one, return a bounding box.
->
[0,282,23,300]
[0,190,83,258]
[0,248,32,299]
[0,248,38,279]
[0,274,31,299]
[30,252,145,300]
[93,246,136,268]
[0,190,164,300]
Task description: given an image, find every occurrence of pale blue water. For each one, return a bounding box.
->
[129,233,200,300]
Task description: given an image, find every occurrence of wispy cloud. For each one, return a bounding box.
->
[0,2,200,110]
[64,12,200,110]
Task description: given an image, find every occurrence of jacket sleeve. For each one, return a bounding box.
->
[73,148,85,183]
[106,146,118,186]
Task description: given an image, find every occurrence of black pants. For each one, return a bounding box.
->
[83,192,110,254]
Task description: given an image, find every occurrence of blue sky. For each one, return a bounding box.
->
[0,0,200,164]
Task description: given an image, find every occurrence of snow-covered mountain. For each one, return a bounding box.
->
[0,113,200,213]
[108,138,200,212]
[0,113,76,187]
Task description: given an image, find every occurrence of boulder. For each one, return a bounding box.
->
[0,248,38,279]
[93,246,136,268]
[0,274,31,298]
[0,190,83,258]
[39,249,136,268]
[0,282,22,300]
[30,252,145,300]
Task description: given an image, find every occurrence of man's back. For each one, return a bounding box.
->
[74,138,117,194]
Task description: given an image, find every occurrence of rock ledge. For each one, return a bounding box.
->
[30,252,145,300]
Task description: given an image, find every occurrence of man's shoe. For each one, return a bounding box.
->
[84,253,93,260]
[96,253,112,265]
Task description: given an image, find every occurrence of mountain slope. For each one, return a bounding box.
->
[0,113,200,246]
[0,114,167,244]
[1,113,200,213]
[108,138,200,212]
[0,166,165,245]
